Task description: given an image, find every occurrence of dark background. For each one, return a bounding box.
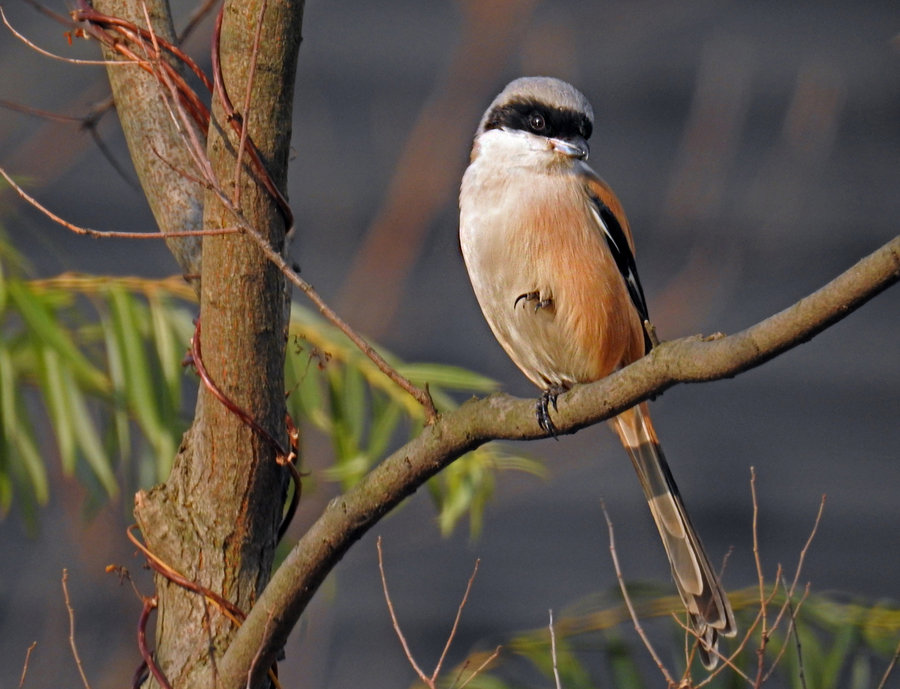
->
[1,1,897,687]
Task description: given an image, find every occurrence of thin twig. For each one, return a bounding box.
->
[126,525,246,624]
[678,611,753,687]
[601,502,676,686]
[246,608,281,689]
[456,646,501,689]
[876,635,900,689]
[210,3,292,226]
[0,7,130,65]
[769,496,826,633]
[137,596,173,689]
[0,164,236,238]
[750,466,769,685]
[61,570,93,689]
[200,172,438,420]
[18,642,37,689]
[233,0,269,210]
[549,610,563,689]
[433,558,480,681]
[376,536,431,685]
[178,0,219,44]
[763,578,810,687]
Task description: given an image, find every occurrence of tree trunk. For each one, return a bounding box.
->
[96,0,305,687]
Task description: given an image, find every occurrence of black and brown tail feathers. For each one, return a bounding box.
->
[613,403,736,668]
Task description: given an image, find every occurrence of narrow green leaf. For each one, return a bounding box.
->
[148,295,184,412]
[341,363,367,449]
[286,341,329,430]
[398,362,498,392]
[0,258,8,314]
[0,347,49,503]
[99,307,131,468]
[605,631,646,689]
[0,458,11,515]
[326,367,356,465]
[821,623,859,689]
[366,397,402,460]
[37,347,78,474]
[849,652,871,689]
[7,280,109,392]
[108,288,174,476]
[65,382,118,497]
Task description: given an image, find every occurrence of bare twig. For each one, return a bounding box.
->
[0,7,128,65]
[190,315,305,534]
[246,608,281,689]
[549,610,563,689]
[233,0,269,210]
[433,558,480,680]
[126,525,246,624]
[456,646,502,689]
[61,570,93,689]
[178,0,219,44]
[210,3,292,226]
[876,635,900,689]
[760,577,810,684]
[601,502,676,686]
[196,167,438,419]
[376,536,431,685]
[0,164,236,239]
[377,537,485,688]
[769,576,809,688]
[137,596,173,689]
[769,496,826,633]
[18,642,37,689]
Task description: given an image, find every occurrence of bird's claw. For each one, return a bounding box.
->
[515,291,554,312]
[536,385,567,437]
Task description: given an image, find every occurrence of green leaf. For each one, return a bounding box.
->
[821,622,859,689]
[340,362,367,450]
[398,362,498,392]
[37,347,78,475]
[148,295,188,413]
[65,380,118,497]
[286,339,328,430]
[108,287,174,477]
[365,397,402,460]
[99,307,131,474]
[605,631,646,689]
[0,346,48,503]
[7,280,109,393]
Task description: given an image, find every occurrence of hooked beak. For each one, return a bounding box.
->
[550,136,589,160]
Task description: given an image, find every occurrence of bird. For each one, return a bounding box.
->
[458,76,736,667]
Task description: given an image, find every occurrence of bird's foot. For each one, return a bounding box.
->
[536,384,568,437]
[515,290,554,312]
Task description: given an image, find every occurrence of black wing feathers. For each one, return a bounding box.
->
[588,193,653,354]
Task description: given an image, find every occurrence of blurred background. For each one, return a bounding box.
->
[0,0,898,687]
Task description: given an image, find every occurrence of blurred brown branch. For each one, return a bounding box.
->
[337,0,540,336]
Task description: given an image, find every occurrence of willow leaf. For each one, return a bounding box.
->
[37,347,78,475]
[7,280,108,392]
[0,346,48,503]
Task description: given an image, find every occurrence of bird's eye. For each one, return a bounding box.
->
[529,112,547,133]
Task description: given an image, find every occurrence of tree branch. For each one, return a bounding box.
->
[92,0,205,283]
[217,236,898,689]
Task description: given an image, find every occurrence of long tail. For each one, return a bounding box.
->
[613,403,736,668]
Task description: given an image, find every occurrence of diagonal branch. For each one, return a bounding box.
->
[216,236,899,689]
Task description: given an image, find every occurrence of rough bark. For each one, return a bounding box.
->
[97,0,305,687]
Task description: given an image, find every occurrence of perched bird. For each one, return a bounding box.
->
[459,76,736,666]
